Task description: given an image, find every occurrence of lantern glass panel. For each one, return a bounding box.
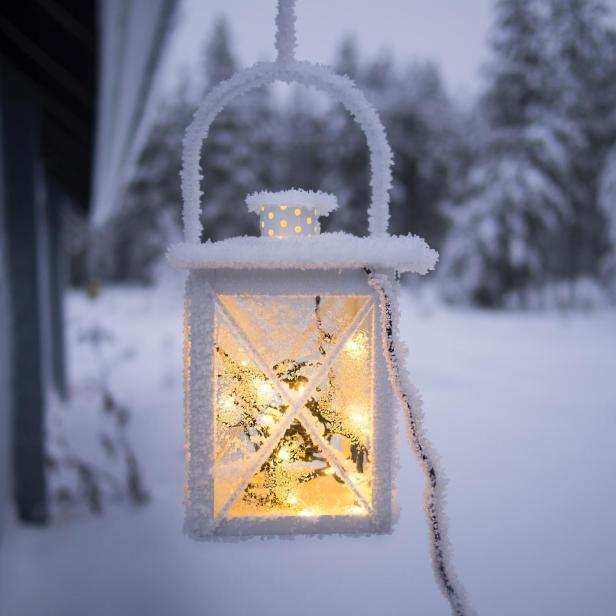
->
[212,293,375,521]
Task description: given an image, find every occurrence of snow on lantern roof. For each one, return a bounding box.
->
[246,189,339,215]
[167,232,438,274]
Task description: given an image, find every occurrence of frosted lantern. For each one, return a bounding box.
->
[181,192,398,536]
[170,3,439,539]
[207,280,389,532]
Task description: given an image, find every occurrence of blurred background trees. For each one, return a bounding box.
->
[83,0,616,307]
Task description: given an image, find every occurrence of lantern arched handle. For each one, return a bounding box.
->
[181,60,393,243]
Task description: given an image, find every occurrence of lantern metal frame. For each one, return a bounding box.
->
[184,269,396,537]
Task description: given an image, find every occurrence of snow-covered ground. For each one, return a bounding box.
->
[1,281,615,616]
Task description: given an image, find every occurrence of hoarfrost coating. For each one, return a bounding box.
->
[168,233,438,274]
[245,189,339,215]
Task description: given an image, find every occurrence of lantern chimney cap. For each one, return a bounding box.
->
[246,189,338,216]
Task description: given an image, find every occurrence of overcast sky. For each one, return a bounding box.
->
[161,0,616,100]
[162,0,495,98]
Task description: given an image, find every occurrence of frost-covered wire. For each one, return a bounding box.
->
[366,270,475,616]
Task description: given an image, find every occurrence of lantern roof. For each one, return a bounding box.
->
[167,232,437,274]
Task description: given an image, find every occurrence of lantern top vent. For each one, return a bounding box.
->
[246,189,338,216]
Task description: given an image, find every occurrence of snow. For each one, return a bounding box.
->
[1,283,615,616]
[245,189,338,215]
[167,233,437,274]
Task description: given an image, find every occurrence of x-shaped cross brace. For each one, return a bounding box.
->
[213,294,375,525]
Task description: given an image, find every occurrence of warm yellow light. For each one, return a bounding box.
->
[286,494,298,506]
[268,212,275,220]
[344,332,368,359]
[280,219,288,228]
[349,405,369,426]
[221,395,235,410]
[268,229,274,237]
[258,414,275,428]
[213,293,375,522]
[280,205,288,211]
[294,225,302,233]
[253,378,275,406]
[294,208,301,216]
[306,216,312,224]
[261,221,265,228]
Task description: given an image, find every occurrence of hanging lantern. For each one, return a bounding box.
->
[169,5,472,614]
[169,1,440,539]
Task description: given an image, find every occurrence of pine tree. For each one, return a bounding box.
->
[385,62,469,247]
[275,88,328,192]
[199,17,283,241]
[599,145,616,292]
[441,0,573,306]
[199,17,258,240]
[203,18,237,89]
[91,74,193,282]
[319,37,372,236]
[546,0,616,290]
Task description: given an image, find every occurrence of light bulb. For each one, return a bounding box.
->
[286,494,298,506]
[344,333,368,359]
[220,395,235,410]
[257,414,275,427]
[350,408,368,425]
[349,405,370,435]
[255,379,273,397]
